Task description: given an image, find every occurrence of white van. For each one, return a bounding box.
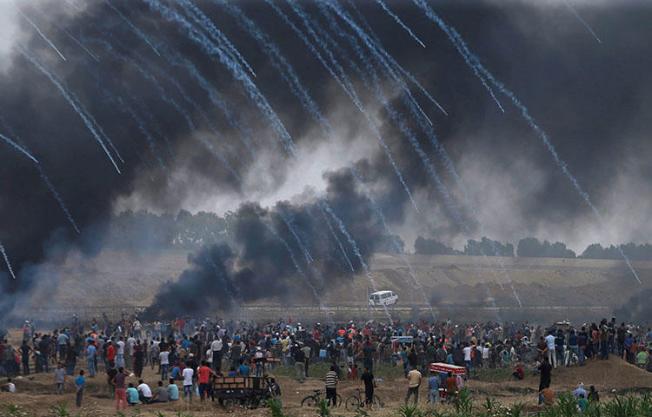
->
[368,290,398,306]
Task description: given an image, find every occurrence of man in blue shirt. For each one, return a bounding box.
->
[428,370,440,404]
[238,360,250,377]
[75,370,85,408]
[87,343,97,377]
[167,378,180,401]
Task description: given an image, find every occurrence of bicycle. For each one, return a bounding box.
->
[300,389,342,407]
[345,388,383,410]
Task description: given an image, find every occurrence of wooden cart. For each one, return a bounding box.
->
[212,376,274,409]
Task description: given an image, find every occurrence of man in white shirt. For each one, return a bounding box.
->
[159,350,170,381]
[210,338,223,372]
[126,336,136,369]
[182,365,194,402]
[482,343,490,366]
[137,379,153,404]
[1,378,16,393]
[116,338,126,369]
[463,343,472,373]
[545,333,557,368]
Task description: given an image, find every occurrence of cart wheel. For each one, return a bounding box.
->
[301,395,317,407]
[247,397,261,409]
[345,396,360,410]
[222,398,236,411]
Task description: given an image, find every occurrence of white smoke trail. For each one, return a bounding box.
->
[0,241,16,280]
[16,46,122,174]
[104,0,161,56]
[0,132,39,164]
[16,7,66,61]
[563,0,602,44]
[413,0,641,284]
[375,0,425,48]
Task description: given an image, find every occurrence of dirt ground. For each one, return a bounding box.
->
[13,250,652,323]
[2,348,652,417]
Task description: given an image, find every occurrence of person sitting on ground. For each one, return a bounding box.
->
[126,383,140,406]
[636,348,649,368]
[151,381,168,403]
[167,378,179,401]
[1,378,15,393]
[577,393,589,412]
[513,362,525,380]
[573,382,587,399]
[137,379,153,404]
[588,385,600,402]
[170,363,182,380]
[540,387,555,406]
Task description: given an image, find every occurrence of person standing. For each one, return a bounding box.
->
[293,345,306,383]
[20,341,30,376]
[159,348,170,381]
[463,343,472,374]
[197,361,215,402]
[301,344,311,378]
[75,370,86,408]
[360,366,375,409]
[445,372,458,401]
[116,337,125,369]
[182,361,194,402]
[427,370,440,404]
[405,367,422,405]
[254,347,266,377]
[325,365,339,407]
[54,363,66,394]
[133,342,144,378]
[112,367,129,411]
[545,332,557,368]
[538,357,552,404]
[210,337,223,373]
[86,342,97,377]
[362,339,376,374]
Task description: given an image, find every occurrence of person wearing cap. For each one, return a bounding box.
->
[254,346,265,377]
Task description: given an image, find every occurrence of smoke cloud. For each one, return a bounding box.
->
[1,0,652,318]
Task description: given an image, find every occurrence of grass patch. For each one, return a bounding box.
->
[473,367,514,382]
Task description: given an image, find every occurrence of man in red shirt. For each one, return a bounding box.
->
[197,360,216,402]
[106,341,116,369]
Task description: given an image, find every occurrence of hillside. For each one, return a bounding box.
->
[12,250,652,322]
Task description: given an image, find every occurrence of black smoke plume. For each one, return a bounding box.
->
[145,169,385,317]
[2,0,652,319]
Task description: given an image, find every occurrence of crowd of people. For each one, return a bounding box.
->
[0,313,650,411]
